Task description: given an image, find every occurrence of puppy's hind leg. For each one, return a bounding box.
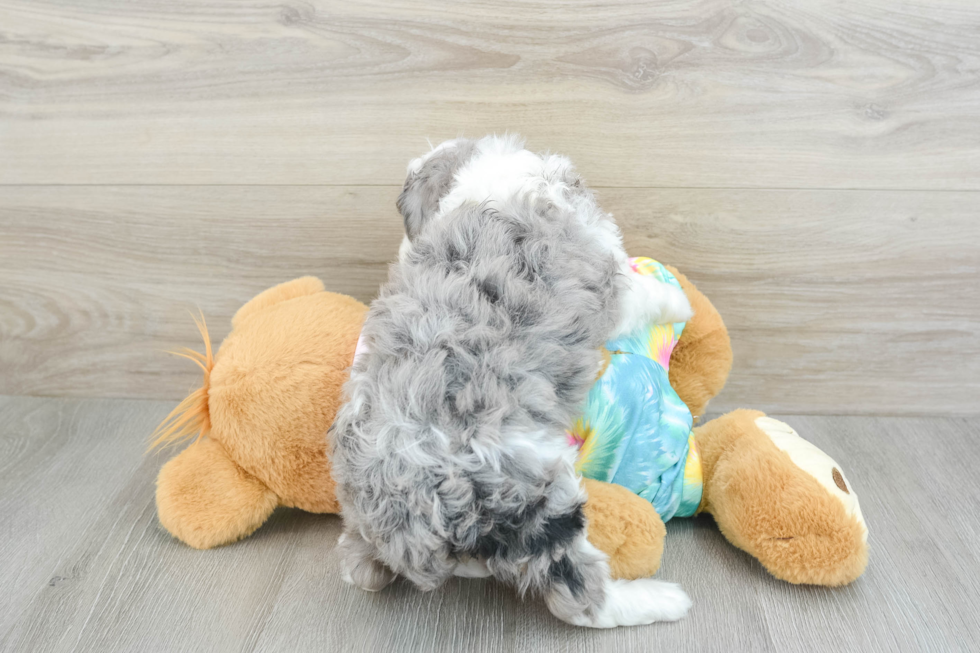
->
[337,529,396,592]
[536,533,691,628]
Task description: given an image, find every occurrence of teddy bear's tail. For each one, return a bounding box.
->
[149,313,214,451]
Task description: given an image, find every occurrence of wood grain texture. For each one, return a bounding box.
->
[1,0,979,187]
[2,186,977,414]
[2,396,978,652]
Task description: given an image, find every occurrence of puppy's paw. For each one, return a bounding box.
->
[341,556,395,592]
[453,557,492,578]
[659,283,694,325]
[577,579,692,628]
[630,580,692,623]
[613,273,694,338]
[337,531,396,592]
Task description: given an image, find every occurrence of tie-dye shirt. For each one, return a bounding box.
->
[568,258,703,521]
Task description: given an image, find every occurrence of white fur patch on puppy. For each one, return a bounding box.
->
[452,558,492,578]
[612,265,694,338]
[565,578,692,628]
[407,137,468,175]
[547,536,691,628]
[435,135,553,220]
[398,233,414,263]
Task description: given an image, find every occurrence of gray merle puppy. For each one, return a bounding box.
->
[331,136,693,627]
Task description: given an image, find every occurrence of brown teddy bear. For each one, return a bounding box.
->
[152,267,867,586]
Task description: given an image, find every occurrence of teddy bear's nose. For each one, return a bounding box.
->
[832,468,849,494]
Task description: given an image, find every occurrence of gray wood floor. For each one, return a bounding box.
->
[1,394,978,652]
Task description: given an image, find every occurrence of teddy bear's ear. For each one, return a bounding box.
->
[156,437,278,549]
[664,266,732,419]
[232,277,325,328]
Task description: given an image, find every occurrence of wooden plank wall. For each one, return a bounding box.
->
[1,0,978,415]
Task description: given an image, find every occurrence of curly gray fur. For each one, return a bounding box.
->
[396,138,478,240]
[331,137,688,626]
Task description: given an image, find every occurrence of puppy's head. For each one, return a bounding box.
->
[397,138,478,242]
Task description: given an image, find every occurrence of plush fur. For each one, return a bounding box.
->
[695,410,869,586]
[581,479,665,580]
[588,279,868,587]
[150,211,866,595]
[150,273,664,566]
[157,437,278,549]
[332,136,692,628]
[664,266,733,421]
[153,277,367,549]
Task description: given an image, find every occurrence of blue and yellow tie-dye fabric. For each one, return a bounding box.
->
[569,258,703,521]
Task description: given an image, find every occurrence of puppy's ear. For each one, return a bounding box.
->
[397,139,477,240]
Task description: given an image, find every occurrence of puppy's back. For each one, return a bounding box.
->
[333,193,620,584]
